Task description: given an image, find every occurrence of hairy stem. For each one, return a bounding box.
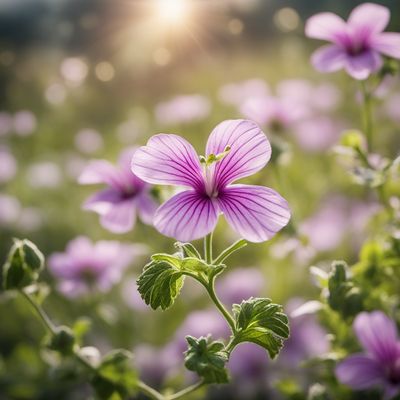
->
[204,276,236,333]
[137,381,165,400]
[204,233,213,264]
[214,239,247,265]
[166,380,205,400]
[360,81,373,150]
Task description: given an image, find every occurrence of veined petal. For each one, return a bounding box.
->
[206,120,271,189]
[78,160,123,189]
[371,33,400,59]
[100,199,136,234]
[336,354,384,389]
[131,134,204,189]
[354,311,398,364]
[217,184,290,243]
[344,51,382,80]
[348,3,390,35]
[311,45,346,72]
[305,12,346,42]
[154,190,219,241]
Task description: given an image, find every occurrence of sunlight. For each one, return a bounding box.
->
[153,0,189,25]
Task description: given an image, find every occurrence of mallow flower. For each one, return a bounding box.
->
[131,119,290,242]
[336,311,400,399]
[305,3,400,80]
[49,236,143,297]
[79,148,158,233]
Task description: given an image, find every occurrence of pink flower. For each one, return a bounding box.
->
[306,3,400,80]
[49,236,141,297]
[131,119,290,242]
[336,311,400,399]
[79,148,158,234]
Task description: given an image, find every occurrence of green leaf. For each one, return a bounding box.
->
[184,336,229,384]
[72,317,92,344]
[327,261,364,318]
[137,256,185,310]
[137,253,226,310]
[47,326,75,356]
[232,298,289,359]
[92,350,137,400]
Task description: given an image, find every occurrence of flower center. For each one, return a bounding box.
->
[387,359,400,384]
[199,146,231,198]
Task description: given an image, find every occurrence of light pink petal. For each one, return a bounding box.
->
[354,311,398,364]
[100,199,136,234]
[217,184,290,243]
[82,189,121,214]
[345,51,382,80]
[48,253,77,279]
[131,134,204,189]
[305,12,346,42]
[206,120,271,189]
[78,160,122,188]
[348,3,390,35]
[136,192,158,225]
[371,33,400,59]
[311,45,347,72]
[154,190,219,242]
[336,354,384,389]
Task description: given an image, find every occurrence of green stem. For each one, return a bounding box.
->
[19,289,205,400]
[214,239,247,265]
[204,277,236,333]
[20,289,57,335]
[166,380,204,400]
[204,233,213,264]
[137,381,165,400]
[360,81,373,150]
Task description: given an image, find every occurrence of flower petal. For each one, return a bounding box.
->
[136,192,158,225]
[371,33,400,59]
[353,311,398,364]
[217,184,290,243]
[131,134,204,189]
[311,45,347,72]
[336,354,384,390]
[348,3,390,35]
[100,199,136,234]
[344,51,382,80]
[206,120,271,189]
[305,12,346,41]
[83,188,121,214]
[154,190,218,241]
[78,160,123,188]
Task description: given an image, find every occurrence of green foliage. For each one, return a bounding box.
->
[91,350,137,400]
[327,261,364,318]
[184,336,229,384]
[137,253,225,310]
[307,384,329,400]
[2,239,44,290]
[232,297,289,359]
[174,242,202,259]
[47,326,75,356]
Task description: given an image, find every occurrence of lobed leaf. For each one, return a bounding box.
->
[184,335,229,384]
[232,297,289,359]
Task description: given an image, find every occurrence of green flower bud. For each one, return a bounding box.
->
[3,239,45,290]
[48,326,76,356]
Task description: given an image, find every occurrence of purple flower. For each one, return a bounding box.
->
[336,311,400,399]
[79,148,158,234]
[49,236,141,297]
[305,3,400,80]
[131,119,290,242]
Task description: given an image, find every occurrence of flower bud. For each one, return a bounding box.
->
[48,326,75,356]
[3,239,44,290]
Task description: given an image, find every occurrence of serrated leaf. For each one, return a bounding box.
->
[137,257,185,310]
[92,350,137,400]
[184,335,229,384]
[232,297,289,359]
